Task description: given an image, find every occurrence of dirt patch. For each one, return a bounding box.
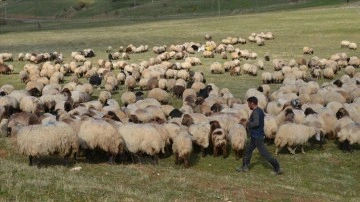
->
[0,149,8,158]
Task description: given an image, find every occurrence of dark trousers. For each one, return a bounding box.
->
[243,137,280,171]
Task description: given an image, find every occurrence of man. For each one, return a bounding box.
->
[236,96,283,175]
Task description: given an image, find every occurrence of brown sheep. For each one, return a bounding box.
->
[0,64,11,74]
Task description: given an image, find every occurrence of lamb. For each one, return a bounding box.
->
[274,123,317,155]
[172,128,193,168]
[14,121,78,166]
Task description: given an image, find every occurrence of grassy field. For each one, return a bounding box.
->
[1,3,360,202]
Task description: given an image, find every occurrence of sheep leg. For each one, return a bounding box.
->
[213,146,218,157]
[201,147,207,157]
[301,145,306,154]
[108,154,116,165]
[153,154,159,166]
[29,155,34,166]
[175,153,180,165]
[287,146,296,154]
[234,149,240,160]
[275,147,280,156]
[184,157,189,168]
[222,145,227,158]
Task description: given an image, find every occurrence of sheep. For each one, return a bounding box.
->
[148,88,169,104]
[15,121,78,166]
[211,127,227,158]
[348,56,359,68]
[341,40,351,48]
[323,67,335,79]
[121,91,136,107]
[303,47,314,55]
[98,91,111,105]
[227,123,247,160]
[188,122,211,157]
[344,66,355,77]
[272,71,284,83]
[117,123,165,164]
[0,64,12,74]
[274,123,317,155]
[210,62,224,74]
[89,75,102,87]
[349,42,357,50]
[6,112,41,136]
[264,114,278,141]
[125,76,136,91]
[77,117,124,163]
[337,122,360,152]
[303,108,326,147]
[172,85,185,99]
[172,129,193,168]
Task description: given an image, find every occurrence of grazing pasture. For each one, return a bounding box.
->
[0,3,360,202]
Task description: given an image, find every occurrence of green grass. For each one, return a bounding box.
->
[0,3,360,201]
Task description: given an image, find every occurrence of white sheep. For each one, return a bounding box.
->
[349,42,357,50]
[337,122,360,152]
[210,62,224,74]
[117,123,165,164]
[227,123,247,160]
[148,88,169,104]
[15,121,78,166]
[274,123,317,155]
[172,129,193,168]
[78,117,124,163]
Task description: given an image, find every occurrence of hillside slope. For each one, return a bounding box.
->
[0,0,358,20]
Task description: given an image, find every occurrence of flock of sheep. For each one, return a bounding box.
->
[0,32,359,168]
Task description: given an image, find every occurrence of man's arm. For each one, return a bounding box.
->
[248,109,260,129]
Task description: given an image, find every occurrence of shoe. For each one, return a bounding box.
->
[235,166,249,172]
[274,168,283,175]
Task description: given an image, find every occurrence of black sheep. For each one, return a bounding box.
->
[89,75,102,87]
[135,91,144,101]
[169,108,183,119]
[191,44,199,51]
[172,85,185,99]
[197,85,212,99]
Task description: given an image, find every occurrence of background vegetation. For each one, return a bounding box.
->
[0,1,360,201]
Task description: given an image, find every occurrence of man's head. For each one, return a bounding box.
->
[247,96,258,110]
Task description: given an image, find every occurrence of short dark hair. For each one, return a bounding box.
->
[247,96,258,104]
